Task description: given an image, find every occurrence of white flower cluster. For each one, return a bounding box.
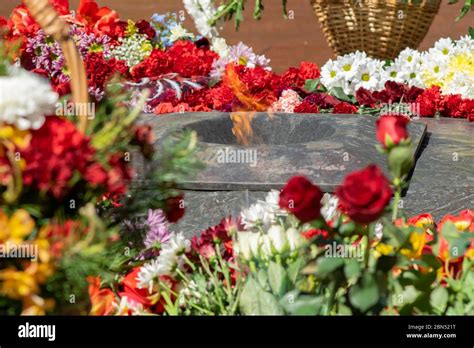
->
[420,36,474,99]
[321,51,387,96]
[169,24,195,43]
[240,190,286,230]
[183,0,219,38]
[235,225,306,262]
[210,41,271,79]
[108,33,152,67]
[0,66,58,130]
[320,35,474,99]
[137,232,191,291]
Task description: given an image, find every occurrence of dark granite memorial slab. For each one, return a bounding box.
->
[140,112,427,192]
[136,114,472,236]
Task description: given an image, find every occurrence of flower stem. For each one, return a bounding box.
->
[391,183,402,222]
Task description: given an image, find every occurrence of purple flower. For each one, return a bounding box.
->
[144,209,171,248]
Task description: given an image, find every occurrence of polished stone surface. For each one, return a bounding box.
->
[139,112,426,192]
[137,113,473,237]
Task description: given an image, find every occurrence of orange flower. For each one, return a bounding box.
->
[87,276,116,316]
[76,0,119,36]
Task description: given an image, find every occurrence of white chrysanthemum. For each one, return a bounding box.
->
[241,202,274,229]
[383,64,405,84]
[169,24,194,43]
[353,59,386,91]
[183,0,219,38]
[397,48,422,68]
[455,35,474,52]
[137,232,191,290]
[137,258,163,290]
[320,59,341,89]
[335,53,363,80]
[211,37,229,57]
[265,190,281,210]
[0,67,58,130]
[433,37,455,57]
[114,296,149,316]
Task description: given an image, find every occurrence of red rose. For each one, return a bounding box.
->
[164,194,185,223]
[336,165,392,224]
[136,19,156,40]
[333,102,358,114]
[356,87,376,107]
[414,86,441,117]
[279,176,323,223]
[376,114,410,148]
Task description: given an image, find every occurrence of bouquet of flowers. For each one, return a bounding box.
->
[0,26,201,314]
[89,114,473,316]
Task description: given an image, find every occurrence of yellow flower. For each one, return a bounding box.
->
[400,230,426,259]
[375,242,394,256]
[0,209,35,244]
[0,267,39,299]
[0,125,31,150]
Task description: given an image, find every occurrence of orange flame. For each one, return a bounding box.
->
[224,64,274,146]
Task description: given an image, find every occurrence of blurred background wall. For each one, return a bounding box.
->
[1,0,471,71]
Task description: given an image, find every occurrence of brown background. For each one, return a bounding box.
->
[1,0,471,71]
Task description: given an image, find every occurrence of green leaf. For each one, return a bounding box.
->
[376,255,398,273]
[239,276,284,315]
[469,27,474,39]
[430,286,449,313]
[287,257,305,284]
[280,290,324,315]
[314,258,345,278]
[329,87,355,103]
[344,259,362,281]
[441,221,474,258]
[304,79,320,93]
[349,274,379,312]
[268,261,289,297]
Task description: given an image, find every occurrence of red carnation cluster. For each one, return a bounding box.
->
[191,217,235,261]
[167,40,218,78]
[21,117,133,199]
[21,117,96,198]
[414,86,473,120]
[275,61,320,92]
[85,52,127,98]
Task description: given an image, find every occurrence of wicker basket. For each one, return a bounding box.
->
[24,0,89,133]
[311,0,441,60]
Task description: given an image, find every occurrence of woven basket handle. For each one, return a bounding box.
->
[24,0,89,133]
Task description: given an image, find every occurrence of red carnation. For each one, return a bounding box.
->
[279,176,323,223]
[439,94,465,118]
[356,87,376,107]
[384,81,408,103]
[21,117,97,198]
[376,115,410,148]
[167,40,218,78]
[304,93,339,109]
[164,194,185,223]
[414,86,441,117]
[372,90,391,104]
[333,102,358,114]
[336,165,392,224]
[294,100,319,113]
[405,86,424,103]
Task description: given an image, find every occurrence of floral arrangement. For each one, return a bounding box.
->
[88,114,474,316]
[2,1,472,122]
[0,27,200,315]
